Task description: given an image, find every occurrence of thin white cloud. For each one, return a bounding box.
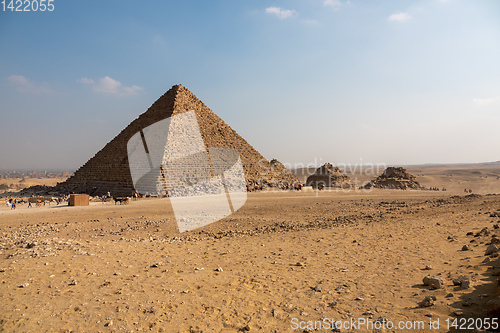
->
[265,7,297,19]
[7,75,52,94]
[323,0,343,10]
[388,12,411,22]
[122,85,144,96]
[473,96,500,106]
[77,77,95,85]
[302,19,319,25]
[77,76,143,96]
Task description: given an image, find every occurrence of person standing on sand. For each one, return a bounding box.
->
[27,200,32,208]
[11,201,16,210]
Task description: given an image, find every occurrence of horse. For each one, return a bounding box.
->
[113,197,130,205]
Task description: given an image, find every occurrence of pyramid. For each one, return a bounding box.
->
[363,167,422,190]
[58,85,298,196]
[305,163,350,189]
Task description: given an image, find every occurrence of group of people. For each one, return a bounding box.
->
[429,187,447,191]
[5,198,17,210]
[246,183,303,192]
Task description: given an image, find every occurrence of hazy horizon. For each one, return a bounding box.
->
[1,0,499,170]
[1,160,500,175]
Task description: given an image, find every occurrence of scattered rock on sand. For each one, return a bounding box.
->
[419,296,436,307]
[461,245,470,251]
[312,285,322,292]
[485,244,498,255]
[476,227,490,237]
[452,275,473,289]
[423,276,444,289]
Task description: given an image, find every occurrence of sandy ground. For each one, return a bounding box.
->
[0,177,67,194]
[1,164,500,332]
[0,187,500,332]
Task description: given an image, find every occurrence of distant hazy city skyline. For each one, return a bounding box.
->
[1,0,499,170]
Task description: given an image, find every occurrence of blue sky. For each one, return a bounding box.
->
[0,0,499,170]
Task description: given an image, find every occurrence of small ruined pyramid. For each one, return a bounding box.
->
[365,166,422,190]
[305,163,350,188]
[58,85,298,195]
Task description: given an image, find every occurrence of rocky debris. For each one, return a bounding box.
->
[423,276,444,289]
[419,296,436,307]
[312,285,322,292]
[214,266,223,272]
[363,167,422,190]
[305,163,350,189]
[452,275,473,289]
[485,244,499,255]
[461,245,470,251]
[490,212,500,218]
[475,227,490,237]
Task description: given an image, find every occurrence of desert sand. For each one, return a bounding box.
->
[1,163,500,332]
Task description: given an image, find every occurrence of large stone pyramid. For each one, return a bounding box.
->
[58,85,298,196]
